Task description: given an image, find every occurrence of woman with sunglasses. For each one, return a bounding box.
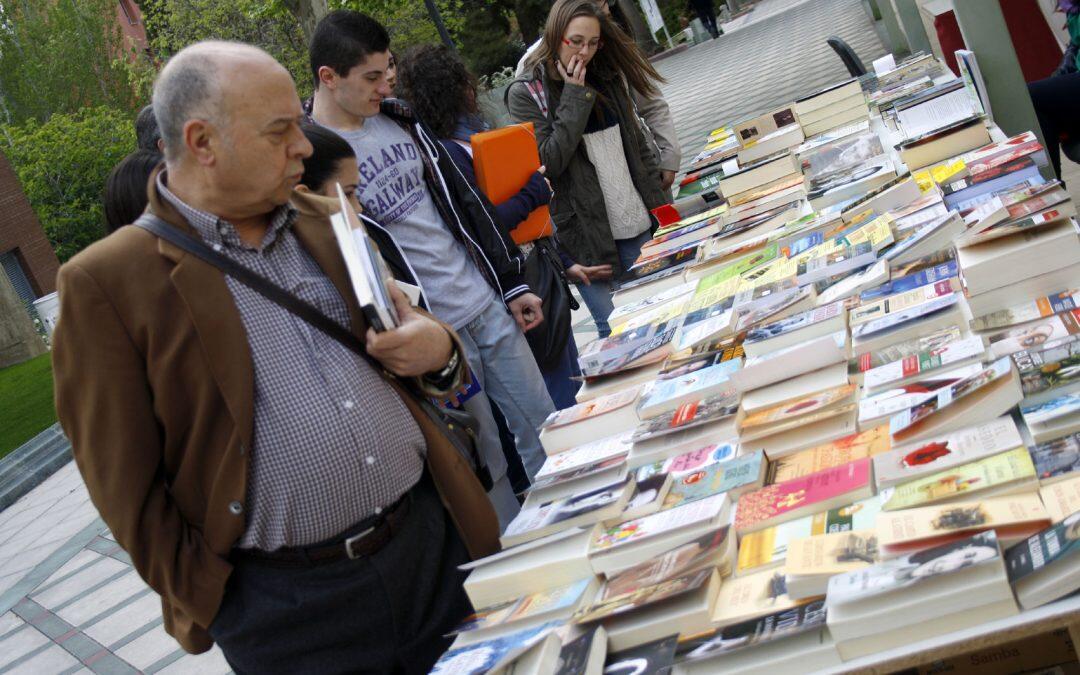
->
[508,0,669,337]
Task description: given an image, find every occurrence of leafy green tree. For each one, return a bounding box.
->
[0,0,145,125]
[334,0,463,54]
[140,0,314,96]
[2,108,134,263]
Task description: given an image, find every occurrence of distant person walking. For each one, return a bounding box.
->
[689,0,722,39]
[508,0,669,338]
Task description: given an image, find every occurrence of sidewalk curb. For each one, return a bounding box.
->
[0,423,73,512]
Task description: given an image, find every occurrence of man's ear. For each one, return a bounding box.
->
[318,65,338,90]
[294,183,311,194]
[183,119,216,167]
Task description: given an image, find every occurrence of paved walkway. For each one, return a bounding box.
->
[0,464,229,673]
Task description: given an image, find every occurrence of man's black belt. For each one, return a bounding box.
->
[234,491,412,568]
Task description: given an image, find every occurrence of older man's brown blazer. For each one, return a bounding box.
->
[51,174,500,654]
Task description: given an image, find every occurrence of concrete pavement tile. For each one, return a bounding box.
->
[114,623,182,671]
[6,644,81,674]
[34,550,104,593]
[32,556,127,610]
[85,591,160,648]
[156,647,231,675]
[0,626,50,669]
[55,572,146,627]
[0,610,25,637]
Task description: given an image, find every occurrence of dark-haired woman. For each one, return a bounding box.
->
[103,149,162,232]
[396,44,584,410]
[508,0,669,338]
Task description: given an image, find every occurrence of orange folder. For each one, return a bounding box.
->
[470,123,552,245]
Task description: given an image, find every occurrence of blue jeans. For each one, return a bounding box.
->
[542,338,583,410]
[457,300,556,492]
[574,230,652,338]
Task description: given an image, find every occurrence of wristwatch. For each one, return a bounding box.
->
[423,346,460,390]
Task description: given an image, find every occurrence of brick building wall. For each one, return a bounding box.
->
[0,150,60,297]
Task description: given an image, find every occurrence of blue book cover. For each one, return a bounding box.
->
[639,359,741,411]
[859,261,958,302]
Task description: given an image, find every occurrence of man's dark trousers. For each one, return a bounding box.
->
[208,472,472,674]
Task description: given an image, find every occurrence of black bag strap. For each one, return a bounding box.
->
[135,214,379,369]
[133,213,494,489]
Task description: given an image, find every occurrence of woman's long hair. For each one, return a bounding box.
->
[525,0,664,98]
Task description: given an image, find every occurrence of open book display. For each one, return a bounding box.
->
[433,54,1080,675]
[328,184,400,331]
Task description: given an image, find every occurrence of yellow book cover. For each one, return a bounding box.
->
[1039,474,1080,523]
[711,568,810,627]
[876,494,1048,550]
[783,529,879,576]
[610,298,689,336]
[768,425,891,484]
[881,447,1037,511]
[836,214,895,251]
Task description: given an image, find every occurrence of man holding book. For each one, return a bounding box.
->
[307,11,557,511]
[51,41,498,673]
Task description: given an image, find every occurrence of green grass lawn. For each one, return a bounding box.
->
[0,353,57,460]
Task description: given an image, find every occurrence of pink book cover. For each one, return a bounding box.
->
[735,458,872,532]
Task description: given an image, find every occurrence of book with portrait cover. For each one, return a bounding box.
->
[734,459,874,535]
[737,497,882,575]
[880,446,1038,511]
[986,309,1080,360]
[826,531,1004,605]
[502,480,634,548]
[876,494,1049,555]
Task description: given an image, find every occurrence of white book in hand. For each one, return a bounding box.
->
[328,184,399,331]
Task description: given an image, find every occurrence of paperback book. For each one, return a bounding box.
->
[880,446,1037,511]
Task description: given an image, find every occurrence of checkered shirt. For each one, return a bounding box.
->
[156,173,425,550]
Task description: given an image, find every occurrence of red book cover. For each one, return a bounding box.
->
[735,458,872,533]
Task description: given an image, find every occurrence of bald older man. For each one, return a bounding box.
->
[52,41,498,674]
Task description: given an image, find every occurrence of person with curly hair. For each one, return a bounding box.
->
[396,43,584,410]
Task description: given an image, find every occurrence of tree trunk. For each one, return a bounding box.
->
[616,0,657,54]
[282,0,327,43]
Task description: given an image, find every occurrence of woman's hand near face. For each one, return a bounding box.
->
[556,54,588,87]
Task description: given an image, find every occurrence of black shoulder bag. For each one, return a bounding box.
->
[134,214,492,490]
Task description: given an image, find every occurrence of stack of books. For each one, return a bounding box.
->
[431,59,1080,675]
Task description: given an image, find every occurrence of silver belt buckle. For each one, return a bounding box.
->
[344,527,375,559]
